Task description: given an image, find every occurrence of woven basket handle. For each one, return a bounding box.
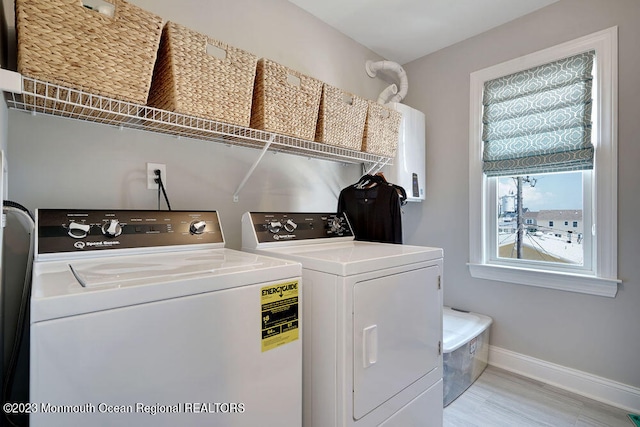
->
[79,0,118,19]
[342,92,354,106]
[286,73,302,88]
[206,38,228,61]
[379,108,390,119]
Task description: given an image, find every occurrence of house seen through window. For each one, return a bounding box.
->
[498,171,584,265]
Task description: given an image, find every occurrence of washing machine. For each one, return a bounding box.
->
[30,209,302,427]
[242,212,443,427]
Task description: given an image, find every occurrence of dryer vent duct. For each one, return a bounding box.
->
[365,60,408,104]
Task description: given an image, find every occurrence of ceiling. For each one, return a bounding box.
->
[288,0,558,64]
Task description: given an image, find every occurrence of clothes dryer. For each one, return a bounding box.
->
[242,212,443,427]
[30,209,302,427]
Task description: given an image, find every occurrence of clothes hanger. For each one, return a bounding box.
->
[374,172,388,183]
[354,174,376,189]
[354,172,388,188]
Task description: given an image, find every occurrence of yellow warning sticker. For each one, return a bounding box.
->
[261,281,299,352]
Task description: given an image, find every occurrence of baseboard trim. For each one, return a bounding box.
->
[489,346,640,413]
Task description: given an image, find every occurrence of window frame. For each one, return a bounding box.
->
[468,27,620,297]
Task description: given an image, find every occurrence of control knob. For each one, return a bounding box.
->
[328,217,345,234]
[190,220,207,235]
[267,221,282,234]
[68,221,91,239]
[101,219,123,238]
[283,219,297,233]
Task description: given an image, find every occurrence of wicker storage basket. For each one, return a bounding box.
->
[147,22,258,126]
[362,101,402,157]
[315,84,367,150]
[250,58,323,140]
[16,0,163,105]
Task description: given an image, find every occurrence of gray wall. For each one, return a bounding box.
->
[5,0,387,249]
[402,0,640,388]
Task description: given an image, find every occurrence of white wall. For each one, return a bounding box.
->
[5,0,387,249]
[402,0,640,389]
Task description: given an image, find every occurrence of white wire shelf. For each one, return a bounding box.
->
[5,76,393,169]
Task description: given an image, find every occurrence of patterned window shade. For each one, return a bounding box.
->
[482,51,595,177]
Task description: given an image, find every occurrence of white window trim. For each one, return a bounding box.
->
[468,27,620,298]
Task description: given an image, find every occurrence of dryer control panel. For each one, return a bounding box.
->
[36,209,224,255]
[246,212,354,244]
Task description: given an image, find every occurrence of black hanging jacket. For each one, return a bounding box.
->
[337,177,403,244]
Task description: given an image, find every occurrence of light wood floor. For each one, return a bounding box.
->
[444,366,634,427]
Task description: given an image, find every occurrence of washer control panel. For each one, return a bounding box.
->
[248,212,353,244]
[37,209,224,255]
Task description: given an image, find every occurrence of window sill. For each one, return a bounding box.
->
[467,263,620,297]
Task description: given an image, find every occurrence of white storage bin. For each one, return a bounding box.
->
[443,306,493,406]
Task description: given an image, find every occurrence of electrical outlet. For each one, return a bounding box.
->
[147,163,166,190]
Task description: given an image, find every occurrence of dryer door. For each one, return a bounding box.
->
[352,265,440,420]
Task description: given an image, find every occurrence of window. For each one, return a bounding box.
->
[468,27,620,297]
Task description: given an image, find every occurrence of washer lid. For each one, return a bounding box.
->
[31,248,301,322]
[68,251,261,288]
[254,241,443,276]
